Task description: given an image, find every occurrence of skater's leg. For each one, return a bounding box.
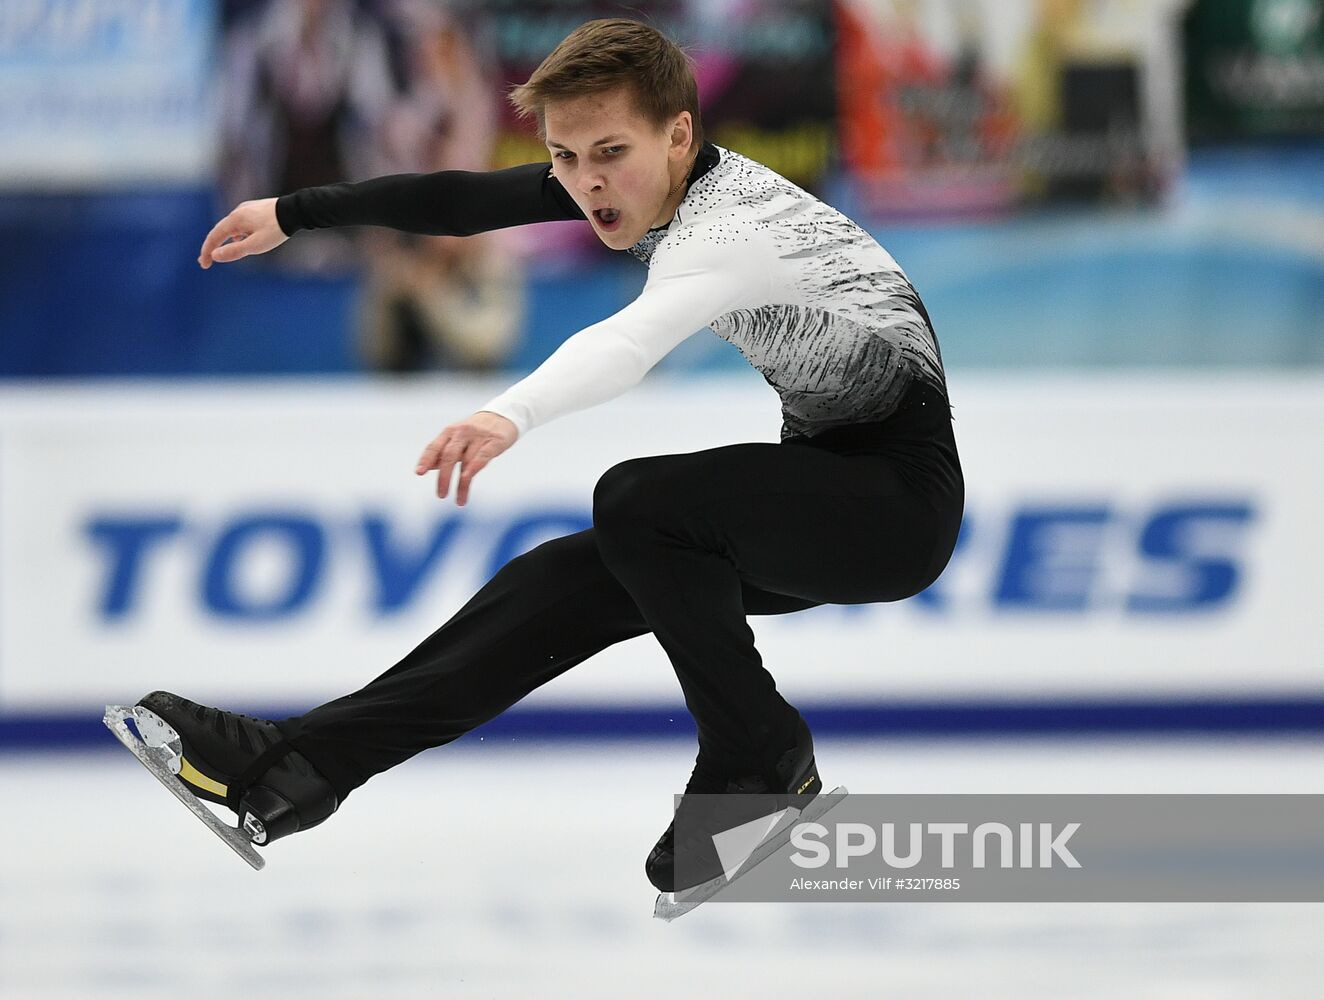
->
[592,438,962,777]
[277,528,820,800]
[125,531,815,848]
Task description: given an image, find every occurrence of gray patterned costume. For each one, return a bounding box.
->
[480,145,948,442]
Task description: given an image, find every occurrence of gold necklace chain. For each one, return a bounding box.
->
[668,150,699,200]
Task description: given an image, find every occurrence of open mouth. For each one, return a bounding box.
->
[593,207,622,232]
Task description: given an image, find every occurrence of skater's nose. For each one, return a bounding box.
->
[575,171,605,195]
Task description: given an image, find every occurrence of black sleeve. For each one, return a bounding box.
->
[274,161,586,238]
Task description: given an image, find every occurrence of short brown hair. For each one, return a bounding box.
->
[509,18,703,149]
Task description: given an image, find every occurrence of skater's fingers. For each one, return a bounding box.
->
[416,427,459,475]
[198,216,241,269]
[211,233,254,263]
[435,435,471,499]
[455,468,475,506]
[417,416,510,503]
[415,434,445,474]
[454,444,500,507]
[198,198,285,269]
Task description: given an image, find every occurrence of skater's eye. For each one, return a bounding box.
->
[552,146,625,162]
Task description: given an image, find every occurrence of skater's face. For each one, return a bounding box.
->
[544,87,695,251]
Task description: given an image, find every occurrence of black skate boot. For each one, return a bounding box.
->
[646,715,822,893]
[134,691,338,846]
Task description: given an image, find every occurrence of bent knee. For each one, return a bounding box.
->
[593,457,676,527]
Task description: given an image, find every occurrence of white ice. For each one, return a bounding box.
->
[2,736,1321,999]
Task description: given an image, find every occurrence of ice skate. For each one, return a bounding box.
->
[103,692,338,870]
[651,784,848,920]
[650,717,849,920]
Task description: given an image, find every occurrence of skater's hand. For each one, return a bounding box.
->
[415,411,519,506]
[198,198,287,268]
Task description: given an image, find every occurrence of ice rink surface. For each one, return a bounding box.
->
[3,736,1321,999]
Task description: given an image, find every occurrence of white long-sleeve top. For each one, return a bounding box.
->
[478,146,948,441]
[276,142,950,443]
[476,227,771,437]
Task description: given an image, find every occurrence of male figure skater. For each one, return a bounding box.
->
[136,18,964,893]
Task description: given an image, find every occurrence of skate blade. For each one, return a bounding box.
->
[103,705,265,871]
[652,786,848,921]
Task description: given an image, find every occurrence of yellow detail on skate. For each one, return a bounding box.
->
[179,757,228,797]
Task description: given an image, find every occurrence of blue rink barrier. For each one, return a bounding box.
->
[3,697,1323,750]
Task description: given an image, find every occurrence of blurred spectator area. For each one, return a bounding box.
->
[3,141,1320,376]
[0,0,1321,377]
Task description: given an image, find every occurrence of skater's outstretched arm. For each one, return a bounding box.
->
[412,229,769,507]
[197,162,584,268]
[472,228,772,439]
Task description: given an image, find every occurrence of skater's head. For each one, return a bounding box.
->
[509,18,702,251]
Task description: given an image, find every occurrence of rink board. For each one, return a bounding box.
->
[0,374,1319,725]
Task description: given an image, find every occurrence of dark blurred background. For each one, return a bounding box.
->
[3,0,1319,379]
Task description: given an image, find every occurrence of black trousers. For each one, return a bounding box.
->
[277,385,964,802]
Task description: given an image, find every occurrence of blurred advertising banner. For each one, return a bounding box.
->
[246,0,836,267]
[476,0,837,191]
[835,0,1184,219]
[1183,0,1324,142]
[0,376,1319,719]
[0,0,217,189]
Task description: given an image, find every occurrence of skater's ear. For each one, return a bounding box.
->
[667,111,694,163]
